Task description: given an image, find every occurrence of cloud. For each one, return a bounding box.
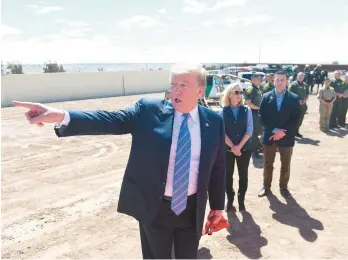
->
[225,14,273,27]
[67,21,89,27]
[117,15,165,30]
[1,24,22,38]
[183,0,247,13]
[210,0,248,11]
[52,19,91,37]
[182,0,208,14]
[28,4,63,14]
[54,19,89,27]
[202,20,217,27]
[1,34,123,64]
[158,8,167,14]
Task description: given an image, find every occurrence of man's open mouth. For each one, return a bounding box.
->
[175,98,182,103]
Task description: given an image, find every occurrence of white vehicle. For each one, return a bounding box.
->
[207,69,223,75]
[205,73,254,99]
[221,66,250,75]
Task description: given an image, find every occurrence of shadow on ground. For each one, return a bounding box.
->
[266,193,324,242]
[326,127,348,138]
[197,247,213,259]
[252,153,264,169]
[226,211,268,259]
[296,137,321,146]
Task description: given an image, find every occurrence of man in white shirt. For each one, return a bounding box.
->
[13,62,226,259]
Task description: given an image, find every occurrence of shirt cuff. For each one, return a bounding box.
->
[54,110,70,128]
[272,128,279,133]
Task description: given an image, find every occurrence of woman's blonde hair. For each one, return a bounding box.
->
[220,83,244,107]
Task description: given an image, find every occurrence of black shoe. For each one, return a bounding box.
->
[258,187,270,197]
[295,132,303,138]
[239,202,246,212]
[280,188,292,199]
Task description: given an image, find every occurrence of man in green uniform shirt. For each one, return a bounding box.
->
[338,73,348,127]
[261,73,275,94]
[329,71,345,128]
[244,73,263,156]
[292,65,299,82]
[289,72,309,138]
[261,74,270,88]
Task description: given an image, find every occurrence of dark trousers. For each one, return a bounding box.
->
[225,150,252,203]
[297,103,307,132]
[338,97,348,125]
[139,194,198,259]
[330,97,343,127]
[251,110,261,152]
[263,143,293,190]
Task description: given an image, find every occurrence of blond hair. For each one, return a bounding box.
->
[169,62,207,87]
[220,84,244,107]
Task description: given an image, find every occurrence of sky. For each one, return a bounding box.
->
[1,0,348,64]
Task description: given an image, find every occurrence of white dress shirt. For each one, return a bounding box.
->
[55,106,202,197]
[55,110,71,127]
[164,105,201,197]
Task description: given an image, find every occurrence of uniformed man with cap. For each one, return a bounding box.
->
[244,73,263,156]
[304,64,311,84]
[289,72,309,137]
[318,77,336,132]
[261,73,275,94]
[338,73,348,127]
[292,65,299,82]
[329,71,345,128]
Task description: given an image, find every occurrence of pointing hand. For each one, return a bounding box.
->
[12,101,65,127]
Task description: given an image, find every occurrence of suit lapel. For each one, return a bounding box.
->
[270,90,278,111]
[197,105,211,192]
[158,100,175,179]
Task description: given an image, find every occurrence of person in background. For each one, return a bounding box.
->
[292,65,299,82]
[244,73,263,157]
[258,70,301,199]
[219,84,253,212]
[261,73,275,94]
[329,71,345,128]
[338,73,348,127]
[317,77,336,132]
[261,73,270,88]
[12,62,226,259]
[289,72,309,138]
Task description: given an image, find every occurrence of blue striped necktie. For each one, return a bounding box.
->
[171,113,191,216]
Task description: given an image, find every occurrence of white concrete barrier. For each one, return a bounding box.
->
[1,71,124,107]
[123,70,170,95]
[1,70,172,107]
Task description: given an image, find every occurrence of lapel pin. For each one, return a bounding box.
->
[206,122,209,127]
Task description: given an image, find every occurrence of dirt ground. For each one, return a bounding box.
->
[1,90,348,259]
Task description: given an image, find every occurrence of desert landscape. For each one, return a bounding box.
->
[1,92,348,259]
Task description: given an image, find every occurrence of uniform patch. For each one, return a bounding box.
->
[247,88,253,94]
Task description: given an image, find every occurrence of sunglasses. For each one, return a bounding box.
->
[232,91,243,95]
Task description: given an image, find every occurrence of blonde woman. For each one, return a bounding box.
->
[219,84,253,212]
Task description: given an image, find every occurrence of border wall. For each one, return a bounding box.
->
[1,70,170,107]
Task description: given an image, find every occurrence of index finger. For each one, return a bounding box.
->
[12,101,38,109]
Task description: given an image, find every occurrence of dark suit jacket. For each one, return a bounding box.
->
[259,89,301,147]
[54,98,226,240]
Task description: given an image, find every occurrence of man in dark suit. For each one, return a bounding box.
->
[12,62,226,259]
[257,70,301,199]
